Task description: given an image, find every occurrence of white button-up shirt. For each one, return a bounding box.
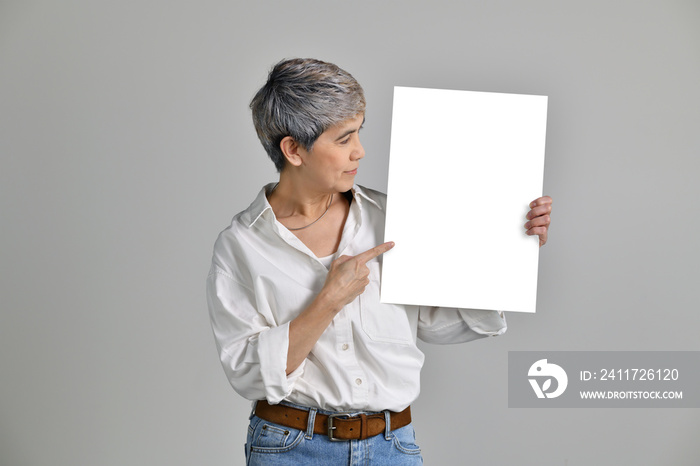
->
[207,184,507,412]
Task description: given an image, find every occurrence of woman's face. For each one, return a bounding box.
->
[298,113,365,193]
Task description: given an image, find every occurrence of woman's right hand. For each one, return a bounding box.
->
[286,241,395,374]
[322,241,395,311]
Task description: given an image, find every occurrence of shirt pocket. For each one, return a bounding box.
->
[359,261,414,345]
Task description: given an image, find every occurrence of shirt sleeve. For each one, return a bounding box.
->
[206,264,305,403]
[417,306,507,344]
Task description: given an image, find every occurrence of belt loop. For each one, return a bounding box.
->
[359,413,368,440]
[383,410,392,440]
[305,407,317,440]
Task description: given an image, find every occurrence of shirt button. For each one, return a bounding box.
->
[355,378,362,385]
[342,343,349,351]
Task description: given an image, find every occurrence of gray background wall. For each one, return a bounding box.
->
[1,1,699,465]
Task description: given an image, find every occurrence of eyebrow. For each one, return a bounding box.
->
[334,117,366,141]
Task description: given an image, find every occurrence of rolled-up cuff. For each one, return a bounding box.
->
[458,309,508,336]
[258,322,305,403]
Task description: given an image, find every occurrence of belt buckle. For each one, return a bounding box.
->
[327,413,349,442]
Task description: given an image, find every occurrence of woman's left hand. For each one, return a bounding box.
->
[525,196,553,247]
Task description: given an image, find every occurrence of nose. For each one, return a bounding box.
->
[351,138,365,161]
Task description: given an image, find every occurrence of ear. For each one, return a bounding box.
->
[279,136,305,168]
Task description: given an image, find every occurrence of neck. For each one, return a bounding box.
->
[268,172,336,219]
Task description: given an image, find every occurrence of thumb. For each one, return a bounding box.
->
[333,255,353,265]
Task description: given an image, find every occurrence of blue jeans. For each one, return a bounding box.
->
[245,402,423,465]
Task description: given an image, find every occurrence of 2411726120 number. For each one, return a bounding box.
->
[596,368,679,381]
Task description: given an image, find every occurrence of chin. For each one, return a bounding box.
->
[336,179,355,193]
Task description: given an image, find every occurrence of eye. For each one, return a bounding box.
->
[340,136,351,145]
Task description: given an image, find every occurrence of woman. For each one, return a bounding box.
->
[207,58,552,465]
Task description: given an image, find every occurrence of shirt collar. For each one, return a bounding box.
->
[241,183,380,229]
[352,184,381,210]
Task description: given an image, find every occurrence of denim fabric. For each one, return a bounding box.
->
[245,403,423,465]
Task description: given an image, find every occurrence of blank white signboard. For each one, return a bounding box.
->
[381,86,548,313]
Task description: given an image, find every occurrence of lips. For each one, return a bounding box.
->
[344,169,358,175]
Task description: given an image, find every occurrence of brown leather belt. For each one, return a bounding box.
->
[254,400,411,441]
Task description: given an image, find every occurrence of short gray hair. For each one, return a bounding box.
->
[250,58,366,172]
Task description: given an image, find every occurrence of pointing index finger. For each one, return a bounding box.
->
[355,241,395,264]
